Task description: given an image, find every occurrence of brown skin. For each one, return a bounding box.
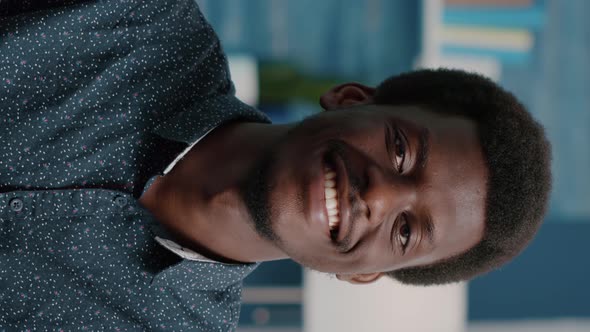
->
[138,83,487,285]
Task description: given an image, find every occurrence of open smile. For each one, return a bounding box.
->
[321,148,351,245]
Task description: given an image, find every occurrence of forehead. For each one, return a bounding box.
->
[368,104,488,263]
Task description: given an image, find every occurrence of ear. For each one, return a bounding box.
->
[319,82,376,111]
[335,272,384,285]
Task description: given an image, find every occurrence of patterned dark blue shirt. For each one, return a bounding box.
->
[0,0,271,330]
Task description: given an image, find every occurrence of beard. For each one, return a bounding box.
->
[235,115,357,274]
[236,119,311,252]
[236,122,302,250]
[237,139,332,274]
[238,146,280,245]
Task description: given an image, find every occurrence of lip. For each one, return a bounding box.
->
[309,152,332,240]
[329,150,351,246]
[308,145,353,245]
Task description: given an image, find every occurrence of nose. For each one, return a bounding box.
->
[362,163,416,228]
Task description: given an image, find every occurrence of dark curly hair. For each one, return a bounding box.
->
[372,68,552,285]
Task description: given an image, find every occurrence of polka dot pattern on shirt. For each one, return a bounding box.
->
[1,0,269,330]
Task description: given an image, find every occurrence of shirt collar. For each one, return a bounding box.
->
[146,203,261,290]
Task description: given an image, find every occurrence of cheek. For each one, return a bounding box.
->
[291,114,387,159]
[333,130,388,171]
[344,232,395,274]
[345,134,380,153]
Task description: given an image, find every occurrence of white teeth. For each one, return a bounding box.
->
[327,208,338,216]
[325,197,337,209]
[324,166,340,232]
[324,187,337,199]
[328,214,340,229]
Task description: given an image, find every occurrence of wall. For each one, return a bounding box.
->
[304,272,467,332]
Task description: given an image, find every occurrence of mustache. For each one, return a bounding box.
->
[325,140,366,252]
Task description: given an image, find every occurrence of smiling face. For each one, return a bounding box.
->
[241,102,488,276]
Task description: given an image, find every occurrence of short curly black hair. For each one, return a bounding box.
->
[372,68,552,286]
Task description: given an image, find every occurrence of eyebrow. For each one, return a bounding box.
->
[416,127,430,171]
[423,213,436,248]
[416,128,434,247]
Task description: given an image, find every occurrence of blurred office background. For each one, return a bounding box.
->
[194,0,590,331]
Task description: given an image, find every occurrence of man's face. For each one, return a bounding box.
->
[240,104,487,275]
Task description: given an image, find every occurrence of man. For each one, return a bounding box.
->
[0,0,551,331]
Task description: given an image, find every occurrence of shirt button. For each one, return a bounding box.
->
[9,198,24,212]
[114,195,128,207]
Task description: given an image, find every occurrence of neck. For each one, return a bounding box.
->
[139,121,292,264]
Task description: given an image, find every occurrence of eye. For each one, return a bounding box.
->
[393,129,406,173]
[399,214,411,250]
